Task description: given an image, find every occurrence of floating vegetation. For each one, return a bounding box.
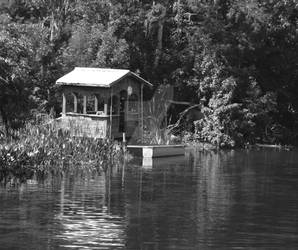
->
[0,121,124,184]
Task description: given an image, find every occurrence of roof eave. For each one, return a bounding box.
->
[56,82,111,88]
[109,72,153,88]
[55,69,153,88]
[129,72,153,87]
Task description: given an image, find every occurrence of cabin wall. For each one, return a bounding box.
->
[59,76,143,139]
[58,114,108,138]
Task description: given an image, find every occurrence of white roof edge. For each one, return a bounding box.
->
[56,67,152,88]
[74,67,130,72]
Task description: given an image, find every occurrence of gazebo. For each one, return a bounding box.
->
[56,67,152,139]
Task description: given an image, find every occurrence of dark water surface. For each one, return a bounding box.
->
[1,149,298,249]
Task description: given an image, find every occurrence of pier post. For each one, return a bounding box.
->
[62,93,66,116]
[94,94,99,113]
[83,95,87,114]
[73,93,78,113]
[109,90,113,138]
[141,84,144,143]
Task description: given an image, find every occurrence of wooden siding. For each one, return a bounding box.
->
[58,114,108,138]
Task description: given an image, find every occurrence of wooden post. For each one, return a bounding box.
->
[104,103,108,115]
[141,84,144,142]
[109,90,113,138]
[83,95,87,114]
[62,92,66,116]
[94,95,99,113]
[73,93,78,113]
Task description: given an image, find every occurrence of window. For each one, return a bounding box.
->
[86,95,95,114]
[95,94,105,115]
[65,92,74,113]
[76,93,84,114]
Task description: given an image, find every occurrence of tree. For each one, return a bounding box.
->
[1,0,298,145]
[0,15,34,131]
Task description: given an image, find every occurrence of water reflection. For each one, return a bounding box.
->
[141,155,188,169]
[1,149,298,249]
[123,151,230,249]
[124,149,298,249]
[54,174,125,249]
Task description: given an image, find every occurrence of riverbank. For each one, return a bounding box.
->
[2,121,295,184]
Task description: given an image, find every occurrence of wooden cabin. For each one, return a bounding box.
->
[56,67,152,139]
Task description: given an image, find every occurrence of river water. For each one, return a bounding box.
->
[1,148,298,249]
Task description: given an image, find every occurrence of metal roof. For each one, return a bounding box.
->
[56,67,152,88]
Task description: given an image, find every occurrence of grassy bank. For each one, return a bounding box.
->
[0,121,124,184]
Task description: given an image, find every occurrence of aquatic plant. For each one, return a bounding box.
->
[0,120,124,184]
[138,85,176,145]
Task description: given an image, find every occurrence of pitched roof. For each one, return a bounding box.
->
[56,67,152,88]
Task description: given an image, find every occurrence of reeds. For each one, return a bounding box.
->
[141,85,175,145]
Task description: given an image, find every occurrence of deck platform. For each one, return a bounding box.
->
[127,144,185,158]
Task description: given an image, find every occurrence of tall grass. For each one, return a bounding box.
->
[0,120,124,184]
[141,85,176,145]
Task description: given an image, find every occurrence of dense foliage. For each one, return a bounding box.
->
[1,0,298,146]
